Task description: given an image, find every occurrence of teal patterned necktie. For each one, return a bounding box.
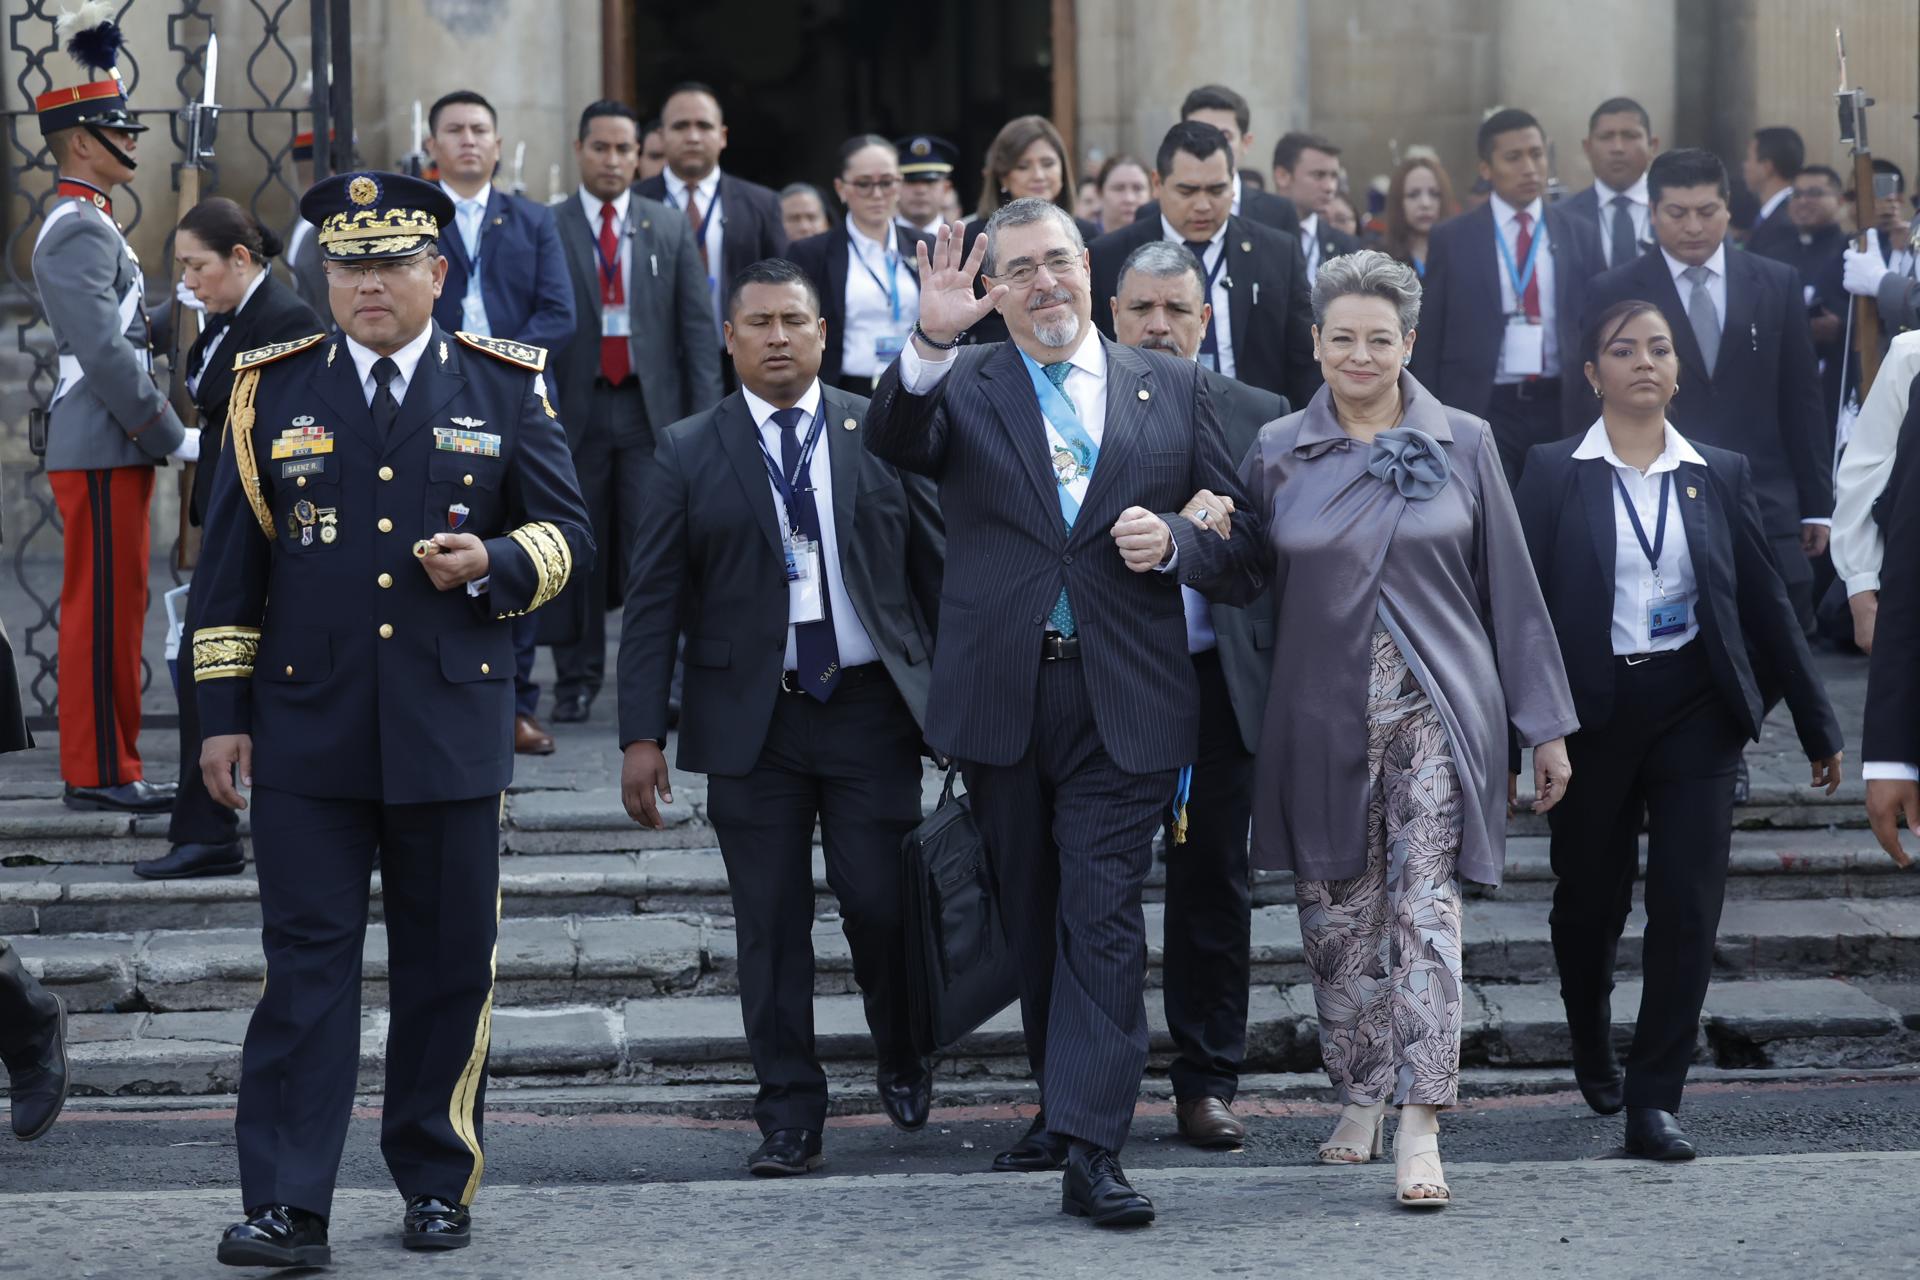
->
[1043,361,1078,636]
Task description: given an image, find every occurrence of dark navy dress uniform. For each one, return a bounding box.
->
[192,173,590,1257]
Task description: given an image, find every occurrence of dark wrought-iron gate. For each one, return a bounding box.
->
[3,0,352,728]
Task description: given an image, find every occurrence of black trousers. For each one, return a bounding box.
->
[705,673,925,1135]
[0,936,61,1065]
[1161,650,1254,1104]
[236,787,501,1217]
[1546,644,1747,1113]
[167,573,240,846]
[963,660,1173,1152]
[1485,378,1567,491]
[1768,532,1816,636]
[554,382,655,703]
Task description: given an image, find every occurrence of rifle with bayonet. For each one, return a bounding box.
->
[171,30,219,569]
[1836,25,1883,395]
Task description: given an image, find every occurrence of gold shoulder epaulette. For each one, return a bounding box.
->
[456,331,547,372]
[231,332,327,372]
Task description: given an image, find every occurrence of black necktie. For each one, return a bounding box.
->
[1608,194,1638,269]
[371,356,401,440]
[1182,240,1221,366]
[772,407,840,701]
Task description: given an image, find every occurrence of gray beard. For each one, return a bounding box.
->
[1034,313,1081,348]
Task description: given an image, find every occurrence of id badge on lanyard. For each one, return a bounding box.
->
[785,533,825,624]
[1496,216,1545,376]
[1617,471,1688,644]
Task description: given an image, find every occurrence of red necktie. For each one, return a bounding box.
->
[1513,210,1541,321]
[684,187,709,274]
[598,203,631,385]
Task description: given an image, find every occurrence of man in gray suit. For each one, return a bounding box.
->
[280,131,331,318]
[1109,241,1282,1152]
[549,100,723,722]
[31,26,191,814]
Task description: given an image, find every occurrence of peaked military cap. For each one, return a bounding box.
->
[299,170,454,262]
[35,4,147,137]
[895,135,958,181]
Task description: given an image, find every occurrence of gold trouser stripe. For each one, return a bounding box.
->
[229,368,277,540]
[450,864,503,1205]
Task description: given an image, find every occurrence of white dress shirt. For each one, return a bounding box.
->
[1833,331,1920,596]
[1299,212,1323,281]
[1489,192,1560,380]
[1757,186,1791,225]
[344,324,433,407]
[741,379,881,671]
[1593,172,1651,263]
[841,216,921,380]
[188,269,267,396]
[440,180,493,336]
[1229,171,1243,219]
[1571,419,1704,655]
[1159,214,1236,378]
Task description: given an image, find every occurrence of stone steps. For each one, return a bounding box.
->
[30,975,1918,1099]
[3,823,1912,938]
[16,893,1920,1015]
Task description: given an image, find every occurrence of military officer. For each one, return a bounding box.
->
[31,9,192,813]
[192,171,591,1270]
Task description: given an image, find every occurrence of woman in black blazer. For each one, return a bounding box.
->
[137,198,321,883]
[1513,298,1843,1161]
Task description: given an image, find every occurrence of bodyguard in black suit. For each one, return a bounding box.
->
[1515,298,1840,1163]
[145,200,322,882]
[194,174,591,1267]
[618,259,943,1177]
[785,135,935,393]
[548,101,723,724]
[1561,97,1659,270]
[1132,83,1302,239]
[636,82,787,378]
[867,204,1263,1226]
[1269,131,1362,280]
[1412,109,1606,487]
[1585,148,1832,627]
[1740,126,1804,257]
[1865,398,1920,868]
[1108,239,1283,1149]
[1091,123,1318,412]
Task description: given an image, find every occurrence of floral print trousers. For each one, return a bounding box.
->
[1294,630,1466,1107]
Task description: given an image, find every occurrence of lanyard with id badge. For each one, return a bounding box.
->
[590,214,630,341]
[1495,216,1545,376]
[757,412,829,626]
[854,231,914,377]
[1616,470,1689,647]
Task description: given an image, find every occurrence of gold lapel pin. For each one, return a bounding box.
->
[842,417,857,431]
[641,219,651,229]
[1686,485,1698,499]
[1138,388,1151,401]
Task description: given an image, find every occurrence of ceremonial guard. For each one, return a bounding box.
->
[32,7,192,813]
[192,172,591,1269]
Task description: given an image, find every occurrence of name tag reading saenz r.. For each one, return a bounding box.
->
[433,427,502,457]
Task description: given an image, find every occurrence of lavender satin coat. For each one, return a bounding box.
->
[1237,372,1578,886]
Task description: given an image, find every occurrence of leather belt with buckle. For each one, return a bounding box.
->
[780,663,884,694]
[1041,632,1081,661]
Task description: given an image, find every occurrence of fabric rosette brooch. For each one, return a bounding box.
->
[1366,428,1451,501]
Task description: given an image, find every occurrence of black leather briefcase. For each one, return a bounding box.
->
[902,767,1020,1056]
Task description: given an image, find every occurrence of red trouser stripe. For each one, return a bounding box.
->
[49,468,153,788]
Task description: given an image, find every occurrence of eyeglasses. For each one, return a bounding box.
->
[994,251,1082,288]
[323,253,430,286]
[844,176,900,196]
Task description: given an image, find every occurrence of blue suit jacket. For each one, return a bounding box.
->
[433,187,577,354]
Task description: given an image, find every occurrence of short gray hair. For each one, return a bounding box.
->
[778,182,827,210]
[1310,248,1422,335]
[1116,240,1206,300]
[983,196,1084,276]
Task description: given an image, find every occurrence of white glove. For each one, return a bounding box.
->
[1843,230,1891,298]
[175,279,207,314]
[170,426,202,463]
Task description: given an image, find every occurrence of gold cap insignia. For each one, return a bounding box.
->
[348,175,379,207]
[911,138,931,157]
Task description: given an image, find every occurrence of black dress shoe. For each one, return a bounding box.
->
[403,1194,471,1250]
[217,1205,330,1268]
[134,841,246,880]
[550,693,592,723]
[63,780,176,814]
[6,995,68,1141]
[878,1061,933,1132]
[1061,1145,1154,1227]
[1624,1107,1697,1161]
[1566,1001,1623,1116]
[993,1111,1070,1172]
[748,1128,823,1176]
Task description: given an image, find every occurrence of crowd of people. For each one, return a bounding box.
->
[6,8,1920,1268]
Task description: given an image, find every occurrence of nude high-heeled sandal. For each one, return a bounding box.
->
[1316,1101,1386,1164]
[1394,1128,1452,1208]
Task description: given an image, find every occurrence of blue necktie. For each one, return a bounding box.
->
[1042,361,1078,637]
[772,406,841,701]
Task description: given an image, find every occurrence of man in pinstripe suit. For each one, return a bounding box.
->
[866,200,1264,1227]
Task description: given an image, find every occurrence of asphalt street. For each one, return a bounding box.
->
[2,1078,1918,1277]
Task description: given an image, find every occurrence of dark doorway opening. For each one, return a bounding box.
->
[630,1,1055,216]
